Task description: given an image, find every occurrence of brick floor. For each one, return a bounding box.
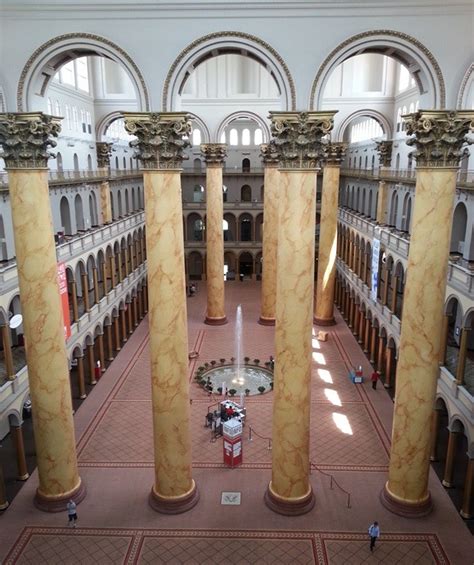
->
[0,282,472,564]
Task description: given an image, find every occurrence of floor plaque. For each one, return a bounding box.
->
[221,492,241,505]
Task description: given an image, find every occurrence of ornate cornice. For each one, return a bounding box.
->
[375,140,393,168]
[0,112,61,169]
[404,110,474,168]
[270,111,335,169]
[162,31,296,111]
[17,33,150,112]
[322,142,347,165]
[309,30,446,110]
[259,141,280,166]
[96,141,113,169]
[123,112,191,170]
[201,143,227,165]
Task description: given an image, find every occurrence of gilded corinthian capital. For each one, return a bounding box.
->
[96,142,113,169]
[269,111,336,169]
[201,143,227,165]
[375,140,393,168]
[0,112,61,169]
[259,141,280,166]
[123,112,191,169]
[322,142,347,165]
[403,110,474,168]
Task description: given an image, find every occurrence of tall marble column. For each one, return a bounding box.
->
[460,457,474,519]
[124,112,198,513]
[201,144,227,325]
[314,143,346,326]
[259,142,280,325]
[381,110,474,517]
[265,111,336,515]
[375,141,392,224]
[96,142,113,224]
[1,324,15,379]
[0,464,8,510]
[0,113,85,511]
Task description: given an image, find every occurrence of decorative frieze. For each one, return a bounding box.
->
[259,141,280,166]
[96,142,113,169]
[403,110,474,168]
[0,112,61,169]
[269,111,336,169]
[375,140,393,168]
[323,142,347,165]
[123,112,191,169]
[200,143,227,165]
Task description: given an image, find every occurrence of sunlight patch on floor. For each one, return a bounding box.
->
[332,412,353,435]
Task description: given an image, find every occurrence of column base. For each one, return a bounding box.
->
[149,480,199,514]
[18,473,29,481]
[90,380,97,386]
[258,316,275,326]
[380,482,432,518]
[442,479,454,488]
[204,316,227,326]
[0,501,9,510]
[80,394,87,400]
[264,482,315,516]
[460,509,473,519]
[383,383,391,389]
[34,478,86,513]
[313,316,335,326]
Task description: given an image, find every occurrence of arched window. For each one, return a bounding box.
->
[47,98,53,114]
[87,154,93,171]
[74,194,85,231]
[396,108,402,132]
[192,129,202,146]
[241,185,252,201]
[242,158,250,173]
[220,131,226,144]
[57,152,63,172]
[115,156,119,169]
[60,197,72,235]
[55,100,61,115]
[73,153,79,171]
[409,102,415,113]
[193,158,202,172]
[89,192,98,226]
[193,184,204,203]
[229,129,238,145]
[242,128,250,145]
[254,128,263,145]
[0,215,7,261]
[222,184,228,203]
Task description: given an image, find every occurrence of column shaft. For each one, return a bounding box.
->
[97,334,105,372]
[81,273,90,313]
[460,459,474,519]
[99,179,113,223]
[456,328,469,385]
[144,169,197,512]
[113,317,121,351]
[0,464,8,510]
[439,314,449,365]
[442,431,459,487]
[376,180,388,224]
[1,324,15,379]
[314,164,340,325]
[87,343,96,385]
[267,169,317,515]
[205,165,226,325]
[70,281,79,322]
[382,168,458,517]
[76,355,86,399]
[92,267,100,305]
[106,325,114,361]
[8,168,83,510]
[11,424,29,480]
[259,164,279,325]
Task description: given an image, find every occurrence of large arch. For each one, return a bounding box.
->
[457,63,474,109]
[162,31,296,111]
[310,30,445,110]
[335,109,392,141]
[215,111,271,145]
[17,33,150,111]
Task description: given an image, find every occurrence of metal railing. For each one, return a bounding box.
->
[247,425,272,450]
[310,460,351,508]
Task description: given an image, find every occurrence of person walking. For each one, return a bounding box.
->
[370,370,379,390]
[368,521,380,551]
[67,499,78,528]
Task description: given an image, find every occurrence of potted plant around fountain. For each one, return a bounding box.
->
[229,389,237,397]
[244,356,250,364]
[245,388,251,396]
[258,385,266,394]
[217,387,223,395]
[253,359,260,365]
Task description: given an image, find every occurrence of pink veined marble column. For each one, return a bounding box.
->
[201,144,227,325]
[258,142,280,326]
[264,111,336,516]
[0,112,85,511]
[124,112,198,514]
[381,110,474,518]
[314,143,346,326]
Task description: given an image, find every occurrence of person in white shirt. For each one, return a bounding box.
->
[67,499,78,528]
[368,521,380,551]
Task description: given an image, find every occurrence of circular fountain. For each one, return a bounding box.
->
[196,304,273,396]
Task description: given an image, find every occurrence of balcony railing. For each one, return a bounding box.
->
[341,167,474,188]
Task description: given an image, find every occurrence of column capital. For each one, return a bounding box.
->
[123,112,191,170]
[259,141,280,166]
[403,110,474,168]
[375,140,393,168]
[269,111,336,170]
[200,143,227,165]
[96,142,113,169]
[0,112,61,169]
[322,142,347,165]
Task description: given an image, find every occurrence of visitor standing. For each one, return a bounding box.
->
[371,370,379,390]
[67,499,78,528]
[368,521,380,551]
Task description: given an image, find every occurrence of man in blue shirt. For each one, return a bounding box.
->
[368,521,380,551]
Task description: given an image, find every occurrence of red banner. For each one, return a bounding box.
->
[57,262,71,341]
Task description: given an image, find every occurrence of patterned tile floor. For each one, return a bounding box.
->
[0,282,472,564]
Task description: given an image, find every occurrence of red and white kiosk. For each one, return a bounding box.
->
[223,418,243,468]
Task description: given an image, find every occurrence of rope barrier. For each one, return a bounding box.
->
[248,426,272,450]
[310,461,351,508]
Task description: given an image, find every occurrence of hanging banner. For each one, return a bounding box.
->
[57,262,71,341]
[371,238,380,303]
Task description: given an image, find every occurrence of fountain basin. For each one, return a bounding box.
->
[200,364,273,396]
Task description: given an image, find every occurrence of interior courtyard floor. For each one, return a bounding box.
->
[0,281,472,564]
